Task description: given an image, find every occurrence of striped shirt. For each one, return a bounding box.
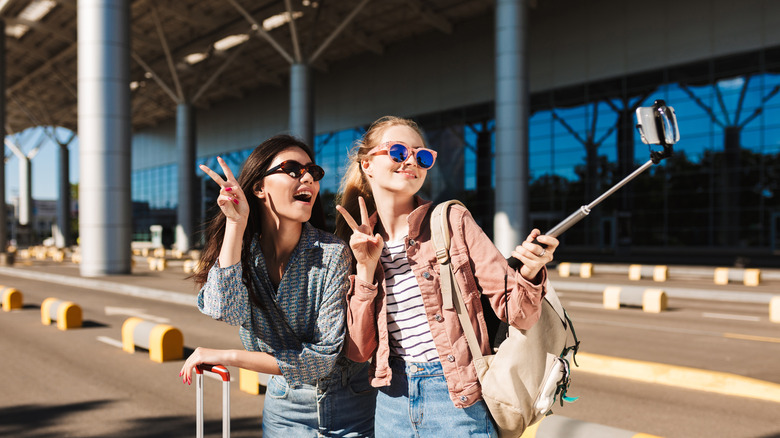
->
[381,239,438,362]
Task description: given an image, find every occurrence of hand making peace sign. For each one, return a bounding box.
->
[335,196,383,268]
[199,156,250,226]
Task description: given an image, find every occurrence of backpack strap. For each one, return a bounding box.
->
[430,200,465,311]
[431,200,485,362]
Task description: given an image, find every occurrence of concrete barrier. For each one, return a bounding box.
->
[603,286,668,313]
[771,296,780,323]
[714,267,761,286]
[628,264,668,282]
[557,262,593,278]
[1,286,22,311]
[239,368,270,395]
[147,257,167,271]
[122,317,183,363]
[183,259,198,274]
[520,414,662,438]
[41,298,82,330]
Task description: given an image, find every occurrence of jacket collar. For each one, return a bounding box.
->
[406,196,433,241]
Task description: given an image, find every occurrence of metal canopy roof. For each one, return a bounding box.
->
[2,0,492,134]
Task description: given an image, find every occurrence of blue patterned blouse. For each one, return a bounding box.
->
[198,222,351,386]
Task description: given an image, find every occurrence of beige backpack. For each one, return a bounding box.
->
[431,200,579,438]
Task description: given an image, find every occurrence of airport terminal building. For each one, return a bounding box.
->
[4,0,779,273]
[130,0,780,266]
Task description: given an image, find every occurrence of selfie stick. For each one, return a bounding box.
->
[507,100,677,270]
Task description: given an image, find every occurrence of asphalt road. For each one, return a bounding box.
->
[1,261,778,438]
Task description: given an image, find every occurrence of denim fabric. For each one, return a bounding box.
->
[263,357,377,437]
[374,357,496,438]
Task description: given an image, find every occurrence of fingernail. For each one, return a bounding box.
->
[233,199,239,205]
[225,187,232,191]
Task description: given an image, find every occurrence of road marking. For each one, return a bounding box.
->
[575,352,780,403]
[105,306,170,323]
[568,301,603,309]
[723,333,780,344]
[577,318,780,344]
[97,336,124,348]
[702,312,761,322]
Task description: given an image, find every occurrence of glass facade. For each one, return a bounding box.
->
[131,48,780,264]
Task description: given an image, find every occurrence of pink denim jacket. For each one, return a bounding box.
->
[345,197,547,408]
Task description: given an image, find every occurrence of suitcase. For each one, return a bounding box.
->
[195,364,231,438]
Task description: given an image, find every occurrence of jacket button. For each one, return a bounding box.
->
[434,314,442,322]
[460,396,468,402]
[422,271,431,279]
[447,355,455,362]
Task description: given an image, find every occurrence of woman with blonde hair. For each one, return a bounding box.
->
[335,116,558,437]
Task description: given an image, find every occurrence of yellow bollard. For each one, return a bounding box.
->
[41,298,82,329]
[642,289,668,313]
[1,286,22,311]
[603,286,622,310]
[579,263,593,278]
[653,265,668,282]
[557,262,571,278]
[714,267,729,285]
[770,297,780,323]
[122,317,183,363]
[744,269,760,287]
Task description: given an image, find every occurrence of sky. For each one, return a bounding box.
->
[4,126,79,202]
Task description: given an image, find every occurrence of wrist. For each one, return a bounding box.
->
[356,263,376,284]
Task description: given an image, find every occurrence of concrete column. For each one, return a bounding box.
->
[493,0,529,256]
[55,144,70,248]
[78,0,131,276]
[18,157,31,226]
[175,103,195,253]
[289,63,313,145]
[0,19,6,252]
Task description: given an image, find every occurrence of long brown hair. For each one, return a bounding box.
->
[194,135,325,307]
[334,116,425,243]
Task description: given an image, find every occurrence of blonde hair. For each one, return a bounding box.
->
[334,116,426,243]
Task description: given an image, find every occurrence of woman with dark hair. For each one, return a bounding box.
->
[179,135,376,437]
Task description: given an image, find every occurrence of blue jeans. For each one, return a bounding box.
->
[263,357,377,437]
[375,357,496,438]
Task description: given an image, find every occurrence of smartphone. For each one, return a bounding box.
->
[635,102,679,145]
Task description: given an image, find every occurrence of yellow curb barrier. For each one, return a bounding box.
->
[628,265,668,282]
[122,317,183,363]
[575,352,780,403]
[771,297,780,323]
[603,287,667,313]
[744,268,760,286]
[40,297,82,330]
[1,286,22,311]
[714,267,761,286]
[520,414,663,438]
[557,262,593,278]
[653,266,668,282]
[183,259,199,274]
[239,368,271,395]
[147,257,167,271]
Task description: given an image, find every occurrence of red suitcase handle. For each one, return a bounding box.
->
[195,364,231,437]
[195,363,231,381]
